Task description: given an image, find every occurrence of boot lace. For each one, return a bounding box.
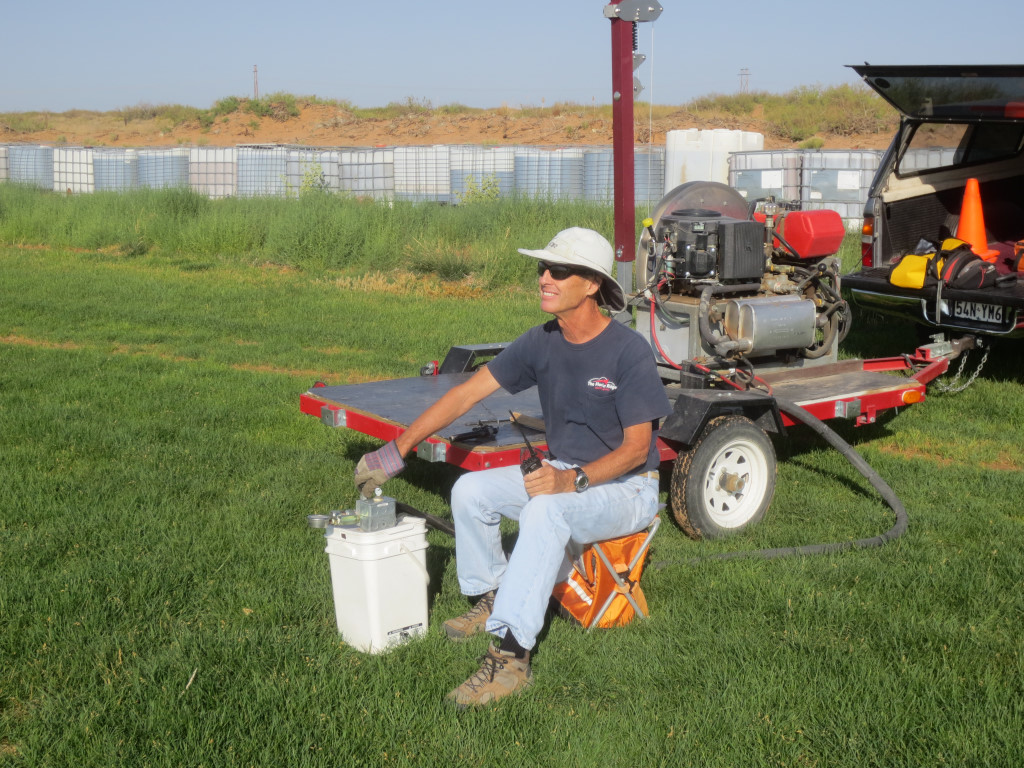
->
[462,648,506,693]
[464,591,494,621]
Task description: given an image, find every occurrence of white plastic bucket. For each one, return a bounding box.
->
[323,515,429,653]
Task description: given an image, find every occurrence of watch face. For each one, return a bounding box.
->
[574,468,589,491]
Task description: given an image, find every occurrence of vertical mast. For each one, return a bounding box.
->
[604,2,662,305]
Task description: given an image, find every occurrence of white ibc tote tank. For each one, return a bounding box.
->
[94,149,138,191]
[664,129,763,193]
[189,147,237,198]
[53,147,95,194]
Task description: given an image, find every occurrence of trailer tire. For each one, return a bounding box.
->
[670,415,777,540]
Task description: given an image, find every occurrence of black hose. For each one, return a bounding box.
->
[801,311,839,359]
[698,285,759,357]
[395,501,456,537]
[771,229,804,260]
[654,397,908,567]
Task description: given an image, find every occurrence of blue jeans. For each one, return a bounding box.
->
[449,460,660,650]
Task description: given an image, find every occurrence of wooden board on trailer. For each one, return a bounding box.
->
[760,363,918,406]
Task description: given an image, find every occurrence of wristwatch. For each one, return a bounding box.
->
[573,467,590,493]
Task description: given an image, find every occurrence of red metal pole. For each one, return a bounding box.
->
[609,8,635,267]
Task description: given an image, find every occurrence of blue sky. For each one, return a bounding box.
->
[3,0,1023,113]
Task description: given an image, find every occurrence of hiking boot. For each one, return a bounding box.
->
[446,644,533,709]
[443,591,495,641]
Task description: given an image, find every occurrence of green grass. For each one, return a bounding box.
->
[0,185,614,288]
[1,199,1023,766]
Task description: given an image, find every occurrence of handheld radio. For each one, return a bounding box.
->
[509,411,544,476]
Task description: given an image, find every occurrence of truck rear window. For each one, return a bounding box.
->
[896,122,1024,176]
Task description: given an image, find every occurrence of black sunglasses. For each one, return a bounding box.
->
[537,261,597,281]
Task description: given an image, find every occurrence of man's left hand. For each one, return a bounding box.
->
[354,440,406,498]
[523,461,575,497]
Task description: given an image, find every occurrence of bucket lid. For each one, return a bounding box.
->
[325,515,426,543]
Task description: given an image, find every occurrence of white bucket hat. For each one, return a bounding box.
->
[517,227,625,312]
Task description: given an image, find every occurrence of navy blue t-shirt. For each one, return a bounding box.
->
[488,319,671,473]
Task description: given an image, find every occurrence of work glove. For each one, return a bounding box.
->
[354,440,405,498]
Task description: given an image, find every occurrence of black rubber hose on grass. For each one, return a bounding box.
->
[653,396,908,567]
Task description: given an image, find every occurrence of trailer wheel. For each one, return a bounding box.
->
[670,415,777,540]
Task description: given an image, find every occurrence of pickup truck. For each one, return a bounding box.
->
[842,65,1024,338]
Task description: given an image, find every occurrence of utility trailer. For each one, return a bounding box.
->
[300,335,970,540]
[300,178,978,540]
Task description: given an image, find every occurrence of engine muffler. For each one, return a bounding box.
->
[723,295,817,356]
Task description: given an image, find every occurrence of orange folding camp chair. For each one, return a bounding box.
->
[551,516,660,629]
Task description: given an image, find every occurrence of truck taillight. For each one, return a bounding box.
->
[860,215,875,267]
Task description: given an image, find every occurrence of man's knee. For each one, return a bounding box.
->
[452,468,495,505]
[451,467,514,522]
[518,495,571,537]
[450,472,483,520]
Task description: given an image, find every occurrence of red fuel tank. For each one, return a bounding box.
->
[774,209,846,259]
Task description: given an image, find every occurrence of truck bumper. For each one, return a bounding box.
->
[845,269,1024,337]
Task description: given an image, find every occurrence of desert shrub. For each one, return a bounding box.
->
[154,104,202,126]
[283,162,330,198]
[436,103,483,115]
[245,92,300,121]
[210,96,241,117]
[687,91,766,116]
[679,84,895,142]
[454,174,501,205]
[0,112,50,132]
[298,95,345,107]
[815,83,896,136]
[119,103,199,127]
[119,103,160,124]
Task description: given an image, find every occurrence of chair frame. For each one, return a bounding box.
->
[577,515,660,629]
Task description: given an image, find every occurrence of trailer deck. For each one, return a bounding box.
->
[300,373,547,471]
[300,352,940,472]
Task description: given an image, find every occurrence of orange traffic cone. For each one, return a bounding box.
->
[956,178,1000,262]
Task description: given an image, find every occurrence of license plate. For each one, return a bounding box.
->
[950,301,1004,324]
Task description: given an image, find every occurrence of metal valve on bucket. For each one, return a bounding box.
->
[308,488,397,532]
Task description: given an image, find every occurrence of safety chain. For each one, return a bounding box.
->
[931,344,991,394]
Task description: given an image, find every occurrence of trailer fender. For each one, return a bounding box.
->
[659,389,784,447]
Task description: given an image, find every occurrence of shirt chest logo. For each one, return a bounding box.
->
[587,376,617,392]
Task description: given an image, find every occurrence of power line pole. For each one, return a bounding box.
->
[739,68,750,93]
[253,65,259,100]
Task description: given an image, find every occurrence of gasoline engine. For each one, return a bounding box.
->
[633,181,851,378]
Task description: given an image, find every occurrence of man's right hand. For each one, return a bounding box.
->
[354,440,406,498]
[523,460,575,497]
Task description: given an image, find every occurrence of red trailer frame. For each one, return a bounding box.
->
[300,340,962,473]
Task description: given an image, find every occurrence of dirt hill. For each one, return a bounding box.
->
[1,102,895,150]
